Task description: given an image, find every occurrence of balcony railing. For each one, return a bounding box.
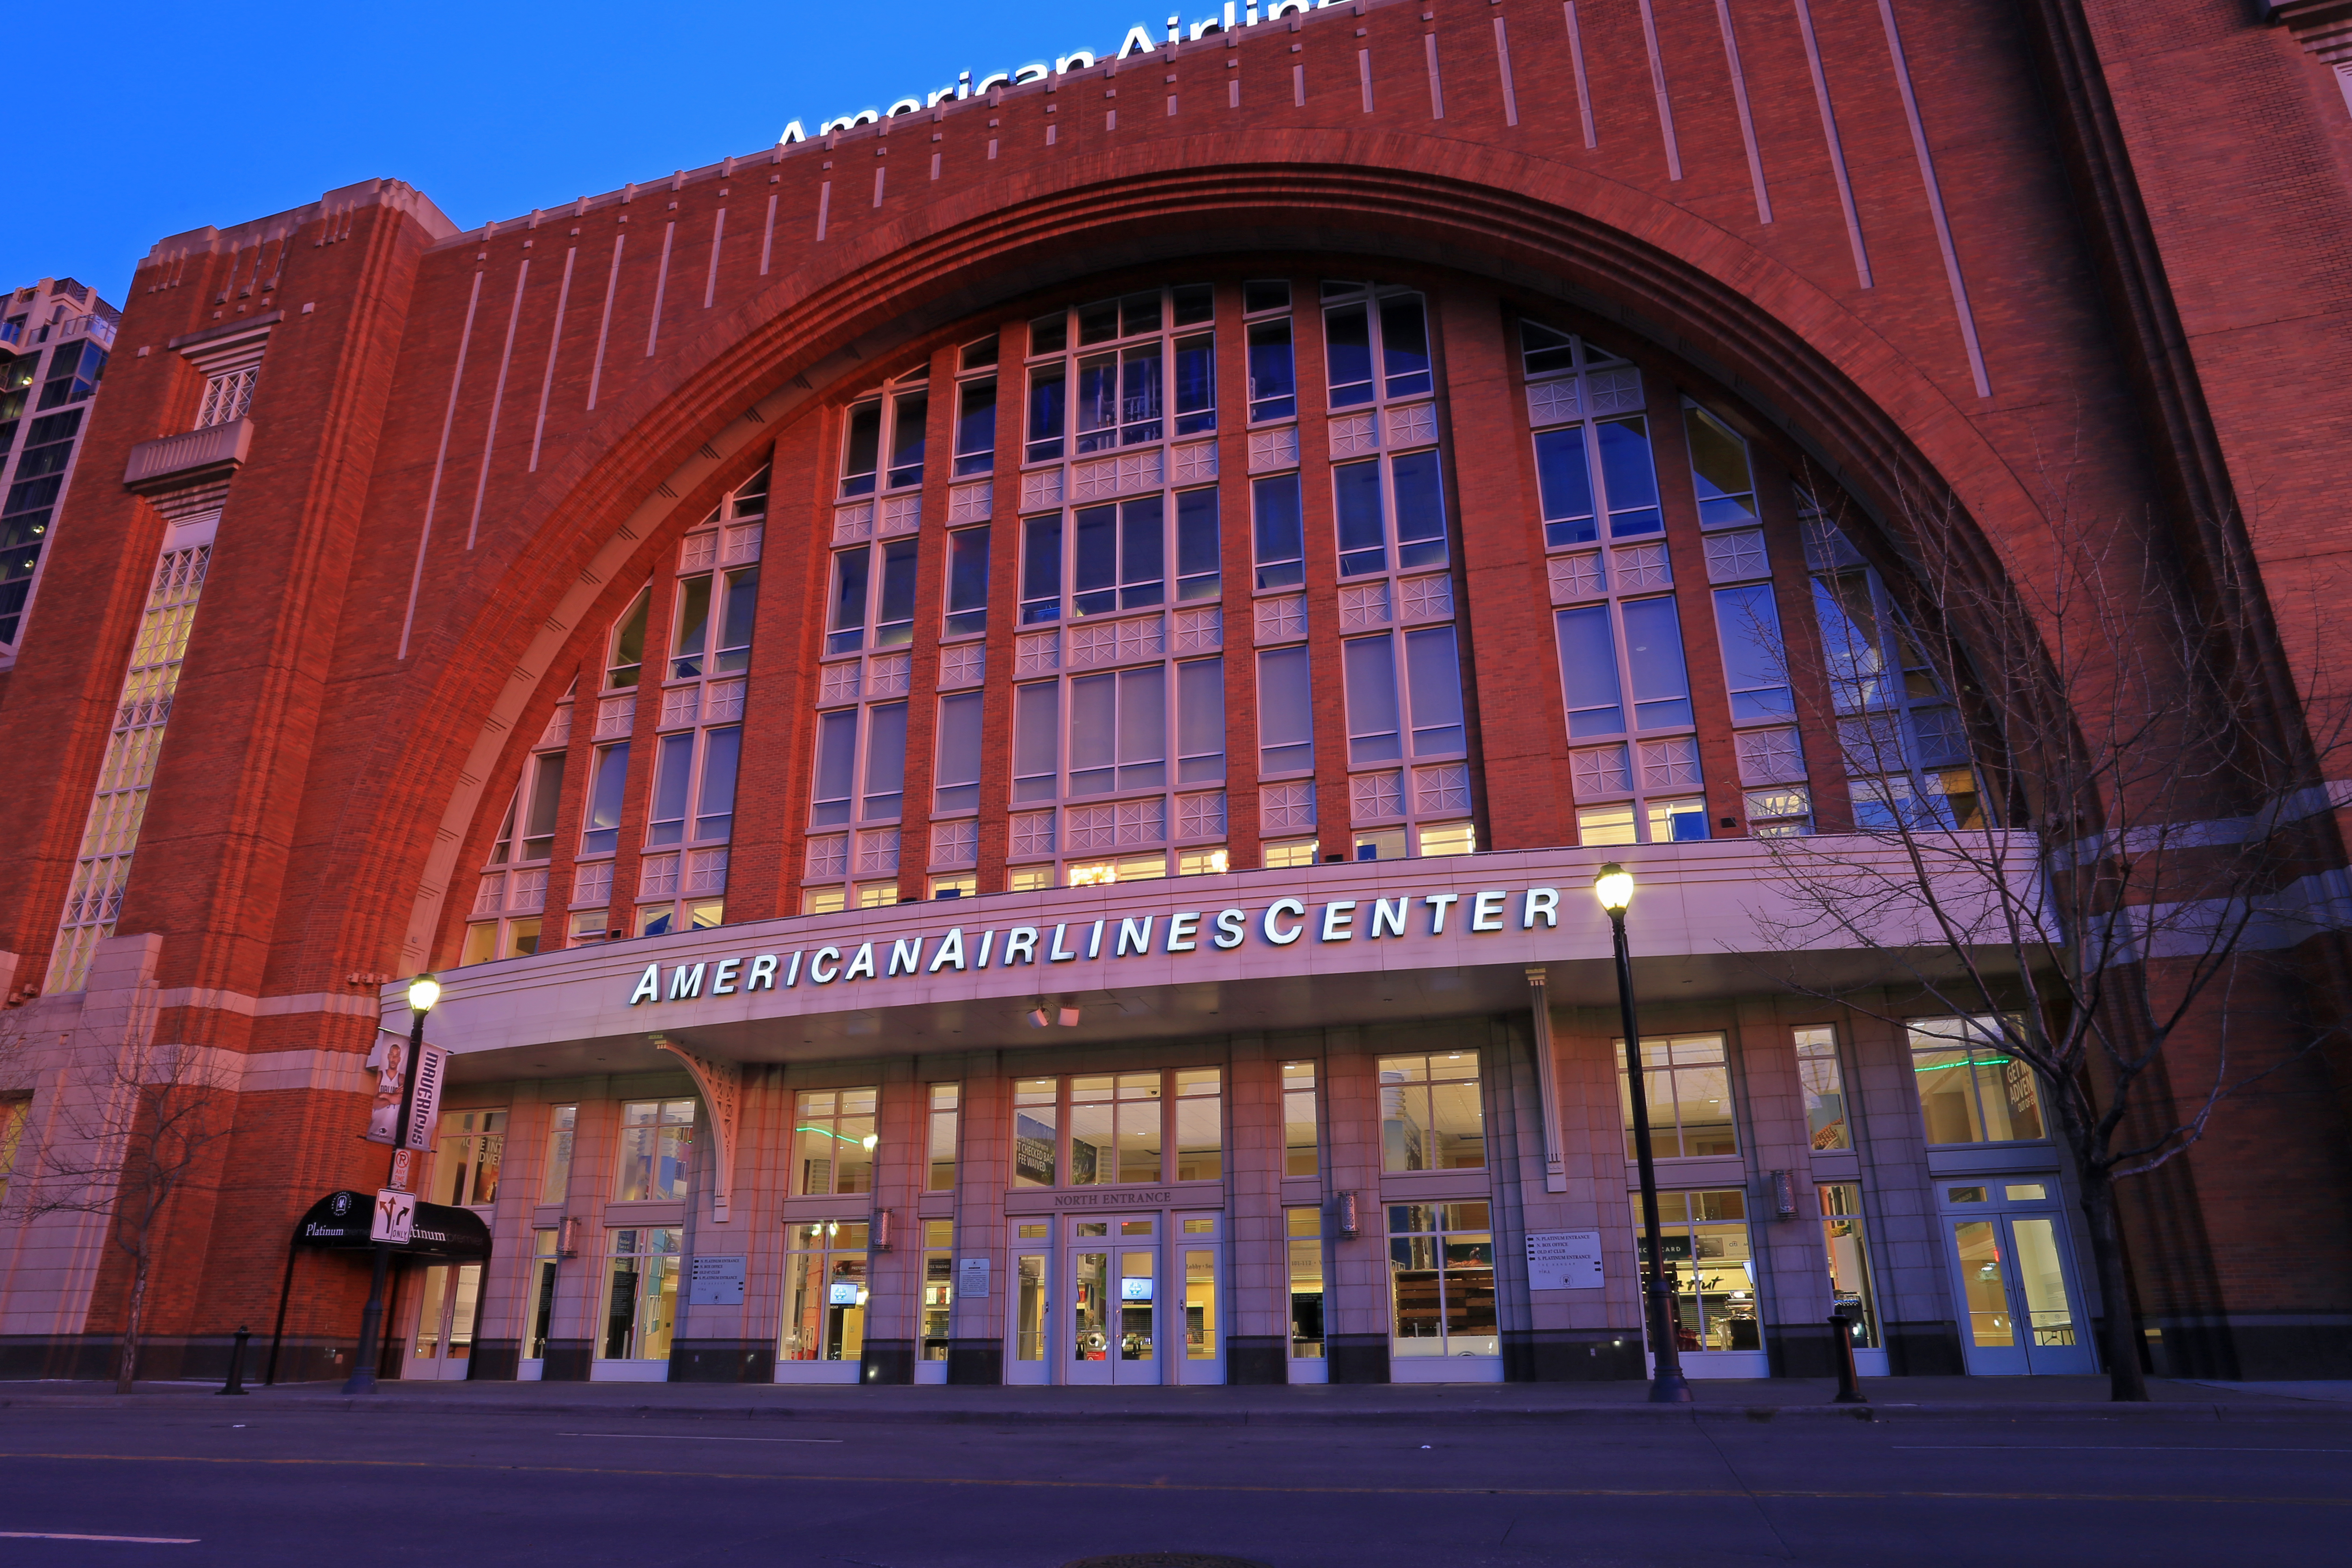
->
[124,418,252,494]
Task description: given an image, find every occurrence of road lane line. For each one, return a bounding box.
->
[559,1432,844,1443]
[1893,1446,2352,1454]
[0,1531,199,1544]
[2,1452,2349,1507]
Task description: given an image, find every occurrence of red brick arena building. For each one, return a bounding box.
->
[2,0,2349,1390]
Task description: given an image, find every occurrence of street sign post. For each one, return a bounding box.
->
[370,1188,416,1246]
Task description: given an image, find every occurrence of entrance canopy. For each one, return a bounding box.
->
[292,1190,491,1260]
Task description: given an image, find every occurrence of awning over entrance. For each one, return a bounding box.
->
[291,1191,492,1260]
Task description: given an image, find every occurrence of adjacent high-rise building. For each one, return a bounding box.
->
[0,278,116,665]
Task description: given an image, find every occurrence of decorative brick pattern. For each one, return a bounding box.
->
[1397,573,1452,622]
[1637,736,1703,790]
[1253,594,1306,643]
[639,853,680,898]
[855,828,900,875]
[1613,541,1672,589]
[1385,400,1437,447]
[1351,770,1404,822]
[1175,790,1226,839]
[1020,467,1064,510]
[1571,744,1632,797]
[939,643,986,688]
[1549,552,1605,602]
[1735,728,1806,786]
[1010,810,1056,858]
[1412,762,1471,815]
[833,501,874,542]
[867,651,912,696]
[594,694,635,738]
[877,494,920,536]
[683,848,728,896]
[1704,528,1769,582]
[1172,605,1222,652]
[1247,425,1298,472]
[1260,780,1316,831]
[805,833,849,879]
[1014,630,1059,674]
[819,661,861,704]
[946,482,992,523]
[1171,440,1217,484]
[930,818,978,867]
[1338,581,1391,628]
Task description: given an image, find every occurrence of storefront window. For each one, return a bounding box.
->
[781,1220,870,1363]
[1388,1202,1498,1358]
[614,1100,696,1201]
[600,1226,680,1361]
[1287,1206,1325,1359]
[1794,1026,1849,1150]
[922,1219,954,1360]
[1013,1078,1057,1187]
[1909,1016,2043,1144]
[1632,1189,1761,1354]
[431,1109,505,1207]
[527,1228,559,1360]
[927,1084,959,1191]
[793,1087,878,1195]
[1617,1034,1736,1158]
[1283,1061,1319,1177]
[539,1104,576,1204]
[1819,1182,1880,1348]
[1174,1069,1222,1181]
[1378,1053,1485,1172]
[1010,1070,1226,1187]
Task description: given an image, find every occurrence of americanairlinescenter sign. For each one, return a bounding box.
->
[626,884,1573,1007]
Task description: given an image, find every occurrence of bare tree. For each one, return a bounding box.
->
[1747,481,2346,1402]
[3,1021,237,1393]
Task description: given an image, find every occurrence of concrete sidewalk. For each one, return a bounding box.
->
[4,1374,2347,1424]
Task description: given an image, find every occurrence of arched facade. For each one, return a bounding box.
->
[3,0,2348,1386]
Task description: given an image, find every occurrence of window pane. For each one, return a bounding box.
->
[671,576,712,679]
[1684,405,1758,527]
[1333,459,1385,576]
[1621,597,1693,730]
[522,752,566,856]
[829,546,870,654]
[1535,427,1596,547]
[888,391,928,488]
[1175,488,1219,599]
[1380,295,1432,398]
[1119,494,1165,607]
[1325,304,1373,405]
[954,379,996,476]
[1252,472,1305,589]
[608,592,648,687]
[812,710,856,825]
[582,743,629,853]
[1012,682,1059,802]
[946,526,989,635]
[716,568,758,670]
[1021,514,1063,623]
[863,702,908,819]
[1390,449,1446,568]
[647,732,693,845]
[1555,605,1623,736]
[1713,584,1792,721]
[1257,645,1314,774]
[1344,635,1403,765]
[876,538,919,646]
[1173,332,1216,435]
[1403,625,1465,757]
[1069,673,1116,793]
[935,691,984,814]
[1073,504,1117,614]
[1177,657,1225,782]
[1596,416,1661,536]
[1248,318,1296,420]
[1026,363,1066,462]
[695,726,741,840]
[1117,665,1167,789]
[842,403,881,495]
[1521,318,1577,378]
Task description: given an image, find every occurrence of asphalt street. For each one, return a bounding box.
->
[1,1403,2347,1568]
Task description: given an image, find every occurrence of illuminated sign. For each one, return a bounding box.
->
[625,884,1568,1005]
[782,2,1331,143]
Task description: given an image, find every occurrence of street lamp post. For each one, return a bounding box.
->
[1594,864,1693,1404]
[343,972,439,1395]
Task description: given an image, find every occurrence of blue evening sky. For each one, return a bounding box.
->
[7,1,1173,307]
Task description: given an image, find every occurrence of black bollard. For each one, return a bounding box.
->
[1828,1308,1866,1405]
[219,1326,251,1397]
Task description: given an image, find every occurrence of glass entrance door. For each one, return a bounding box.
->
[1006,1222,1051,1385]
[1174,1213,1222,1384]
[1941,1180,2096,1375]
[407,1262,481,1380]
[1066,1217,1160,1385]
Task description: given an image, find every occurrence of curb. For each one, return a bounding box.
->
[3,1393,2344,1425]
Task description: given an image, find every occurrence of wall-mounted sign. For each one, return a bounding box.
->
[625,885,1575,1008]
[957,1257,990,1298]
[688,1254,746,1305]
[1527,1230,1604,1290]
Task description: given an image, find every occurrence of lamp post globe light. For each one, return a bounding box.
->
[1594,865,1694,1404]
[343,972,439,1395]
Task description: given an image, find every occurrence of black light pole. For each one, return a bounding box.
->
[1594,864,1692,1404]
[343,972,438,1394]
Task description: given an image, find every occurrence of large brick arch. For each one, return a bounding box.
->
[355,141,2057,972]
